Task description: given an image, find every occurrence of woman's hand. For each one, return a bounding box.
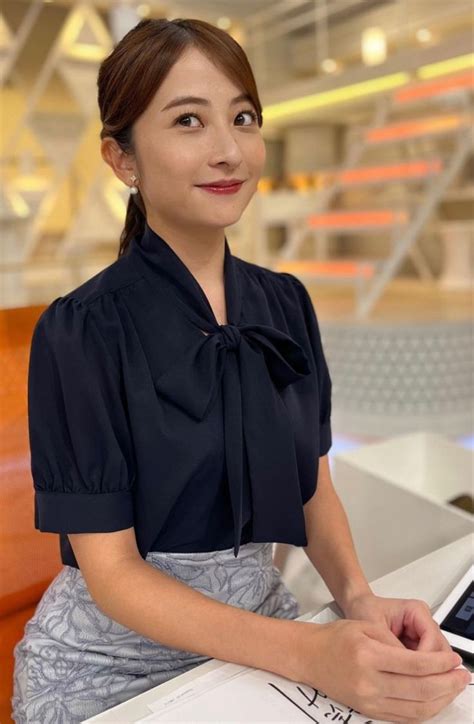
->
[342,592,453,653]
[290,618,469,723]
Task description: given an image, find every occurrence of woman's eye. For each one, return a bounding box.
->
[237,109,258,125]
[175,113,201,128]
[175,109,258,128]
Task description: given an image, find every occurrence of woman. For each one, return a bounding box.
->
[12,17,467,724]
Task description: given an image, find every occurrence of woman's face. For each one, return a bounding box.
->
[129,46,266,239]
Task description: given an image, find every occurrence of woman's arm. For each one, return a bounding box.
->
[69,528,304,682]
[303,455,374,617]
[68,515,466,723]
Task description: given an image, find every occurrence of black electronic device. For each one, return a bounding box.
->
[433,564,474,662]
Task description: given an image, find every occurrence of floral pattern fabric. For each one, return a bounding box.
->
[12,542,300,723]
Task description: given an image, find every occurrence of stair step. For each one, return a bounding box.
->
[393,70,474,104]
[321,159,442,187]
[274,258,377,280]
[307,209,408,231]
[365,114,469,144]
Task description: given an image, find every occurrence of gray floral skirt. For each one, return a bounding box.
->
[11,541,300,723]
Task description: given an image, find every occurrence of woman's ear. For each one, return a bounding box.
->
[101,137,137,187]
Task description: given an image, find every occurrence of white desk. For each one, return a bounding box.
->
[84,533,473,723]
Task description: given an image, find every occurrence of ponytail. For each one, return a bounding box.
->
[118,190,146,258]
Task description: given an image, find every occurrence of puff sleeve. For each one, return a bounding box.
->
[282,274,333,457]
[28,296,136,534]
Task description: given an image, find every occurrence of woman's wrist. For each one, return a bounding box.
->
[338,580,375,618]
[274,619,321,684]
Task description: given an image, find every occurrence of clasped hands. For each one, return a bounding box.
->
[343,592,458,655]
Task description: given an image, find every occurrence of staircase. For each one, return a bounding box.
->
[273,70,474,319]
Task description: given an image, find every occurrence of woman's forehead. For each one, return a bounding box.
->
[154,49,242,104]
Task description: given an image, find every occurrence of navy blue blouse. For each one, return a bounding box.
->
[29,221,332,569]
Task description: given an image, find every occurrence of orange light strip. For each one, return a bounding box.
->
[366,114,466,143]
[275,259,376,279]
[394,70,474,103]
[308,210,408,228]
[334,159,442,185]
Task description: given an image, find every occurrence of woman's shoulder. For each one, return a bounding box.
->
[236,255,304,293]
[236,255,309,315]
[32,254,144,364]
[59,251,142,309]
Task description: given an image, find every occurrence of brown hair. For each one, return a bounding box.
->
[97,18,264,258]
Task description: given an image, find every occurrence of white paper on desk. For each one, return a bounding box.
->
[135,608,473,724]
[135,665,473,723]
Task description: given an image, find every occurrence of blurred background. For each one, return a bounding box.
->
[0,2,473,718]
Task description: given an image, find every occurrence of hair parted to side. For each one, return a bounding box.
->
[97,18,264,258]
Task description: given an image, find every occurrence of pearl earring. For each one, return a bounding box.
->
[129,174,139,195]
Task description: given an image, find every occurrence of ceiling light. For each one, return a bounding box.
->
[262,72,410,121]
[416,28,432,44]
[361,27,387,66]
[217,17,232,30]
[137,4,150,17]
[321,58,339,74]
[418,53,474,80]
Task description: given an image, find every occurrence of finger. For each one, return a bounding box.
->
[399,634,420,650]
[377,666,471,702]
[373,643,462,676]
[434,631,456,654]
[418,631,456,654]
[414,614,452,653]
[417,629,455,654]
[362,622,406,649]
[416,626,445,652]
[404,605,454,655]
[382,683,467,723]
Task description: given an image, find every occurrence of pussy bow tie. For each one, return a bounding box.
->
[153,321,312,557]
[131,223,313,557]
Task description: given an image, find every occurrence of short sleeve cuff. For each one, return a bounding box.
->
[35,489,134,533]
[319,420,332,457]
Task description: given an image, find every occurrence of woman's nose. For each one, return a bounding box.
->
[208,124,245,162]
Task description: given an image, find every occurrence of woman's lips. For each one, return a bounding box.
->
[196,181,244,194]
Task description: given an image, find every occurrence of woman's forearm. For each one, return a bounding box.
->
[303,469,373,616]
[90,556,305,681]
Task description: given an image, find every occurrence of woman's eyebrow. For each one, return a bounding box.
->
[161,92,252,112]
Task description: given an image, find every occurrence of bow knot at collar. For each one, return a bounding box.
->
[219,324,241,351]
[129,222,313,557]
